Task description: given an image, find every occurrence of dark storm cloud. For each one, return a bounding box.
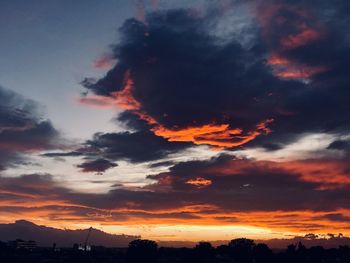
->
[328,140,350,151]
[79,1,350,152]
[77,158,118,173]
[69,130,190,163]
[148,160,176,168]
[0,86,59,170]
[42,151,84,158]
[86,131,189,162]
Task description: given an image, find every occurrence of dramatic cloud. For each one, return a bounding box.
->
[0,86,59,170]
[79,1,350,154]
[81,9,280,150]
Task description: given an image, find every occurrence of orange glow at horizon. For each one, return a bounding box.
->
[2,207,350,241]
[2,155,350,241]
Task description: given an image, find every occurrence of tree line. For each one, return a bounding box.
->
[1,238,350,262]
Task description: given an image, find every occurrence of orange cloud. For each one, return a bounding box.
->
[276,160,350,189]
[113,71,141,110]
[152,119,273,149]
[267,54,290,66]
[186,177,212,187]
[267,53,328,80]
[78,71,140,110]
[272,65,327,80]
[201,157,350,190]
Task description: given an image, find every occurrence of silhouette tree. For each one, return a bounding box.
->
[297,241,306,252]
[127,239,158,263]
[193,242,215,262]
[253,243,273,263]
[297,241,307,259]
[195,241,214,251]
[228,238,256,263]
[286,244,296,254]
[282,244,297,263]
[308,246,325,263]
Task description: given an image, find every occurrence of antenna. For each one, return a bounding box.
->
[84,227,93,251]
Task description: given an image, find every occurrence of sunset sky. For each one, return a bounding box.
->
[1,0,350,242]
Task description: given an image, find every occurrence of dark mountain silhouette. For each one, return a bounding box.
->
[0,220,139,247]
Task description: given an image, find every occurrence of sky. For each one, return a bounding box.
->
[1,0,350,242]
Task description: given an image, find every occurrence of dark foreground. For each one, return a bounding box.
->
[2,238,350,263]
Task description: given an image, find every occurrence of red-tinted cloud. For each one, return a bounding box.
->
[267,53,327,79]
[78,95,117,109]
[257,2,329,80]
[93,53,115,70]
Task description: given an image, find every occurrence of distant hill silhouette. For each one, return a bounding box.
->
[0,220,139,247]
[256,235,350,249]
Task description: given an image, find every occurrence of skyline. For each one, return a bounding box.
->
[1,0,350,242]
